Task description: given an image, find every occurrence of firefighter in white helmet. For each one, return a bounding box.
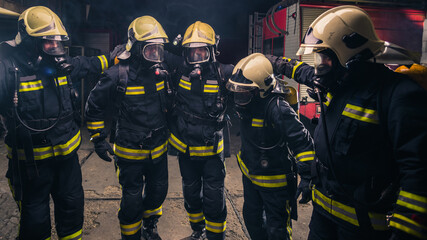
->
[266,5,427,240]
[226,53,315,240]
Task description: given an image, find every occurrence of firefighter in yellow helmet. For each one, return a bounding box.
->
[226,53,315,240]
[165,21,234,240]
[85,16,170,240]
[0,6,112,240]
[266,5,427,240]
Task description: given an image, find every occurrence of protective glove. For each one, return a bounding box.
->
[295,177,312,204]
[94,139,114,162]
[307,88,326,102]
[109,44,126,64]
[264,54,302,79]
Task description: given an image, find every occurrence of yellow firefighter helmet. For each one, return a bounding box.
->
[182,21,216,47]
[125,16,169,52]
[226,53,276,98]
[296,5,384,67]
[15,6,69,45]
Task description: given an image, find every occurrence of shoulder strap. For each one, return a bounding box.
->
[114,62,129,114]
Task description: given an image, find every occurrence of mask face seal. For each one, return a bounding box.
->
[142,43,164,62]
[185,46,210,64]
[233,91,255,106]
[314,52,333,76]
[41,39,66,56]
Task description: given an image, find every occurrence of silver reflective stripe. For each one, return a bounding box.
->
[143,208,162,218]
[190,148,213,154]
[66,233,82,240]
[169,136,186,150]
[20,81,43,90]
[114,147,149,158]
[121,222,142,235]
[398,195,427,211]
[343,107,378,121]
[53,133,80,155]
[156,81,164,91]
[252,178,286,184]
[151,144,167,157]
[314,191,359,225]
[206,223,224,231]
[180,79,191,88]
[296,153,315,161]
[190,215,204,221]
[126,87,145,94]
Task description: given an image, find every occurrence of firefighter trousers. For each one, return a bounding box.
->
[242,176,292,240]
[308,207,392,240]
[6,153,84,240]
[178,152,227,240]
[115,154,168,240]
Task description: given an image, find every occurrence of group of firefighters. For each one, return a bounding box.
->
[0,4,426,240]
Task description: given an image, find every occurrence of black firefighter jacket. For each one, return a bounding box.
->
[167,59,234,159]
[85,60,170,163]
[275,58,427,239]
[236,94,315,190]
[0,45,110,162]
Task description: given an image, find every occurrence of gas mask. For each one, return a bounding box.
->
[312,49,346,92]
[39,39,73,74]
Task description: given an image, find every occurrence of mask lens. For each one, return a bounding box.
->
[142,43,164,62]
[234,91,254,106]
[185,47,210,64]
[42,39,65,56]
[314,52,332,76]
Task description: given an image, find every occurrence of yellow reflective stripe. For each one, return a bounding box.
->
[291,61,303,79]
[120,219,142,236]
[187,212,205,223]
[156,81,165,91]
[390,213,427,239]
[19,80,43,92]
[205,220,226,233]
[251,118,264,128]
[179,79,191,90]
[368,212,388,231]
[295,151,315,162]
[324,92,333,106]
[59,229,82,240]
[113,144,150,160]
[6,131,81,160]
[126,86,145,95]
[189,139,223,157]
[56,76,68,86]
[342,104,379,124]
[397,190,427,214]
[45,237,51,240]
[87,121,104,130]
[204,84,219,93]
[312,187,359,226]
[286,201,292,238]
[91,133,100,139]
[168,133,187,153]
[151,141,168,159]
[143,205,163,218]
[237,152,287,188]
[97,55,108,73]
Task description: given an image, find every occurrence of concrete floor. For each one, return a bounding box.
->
[0,125,313,240]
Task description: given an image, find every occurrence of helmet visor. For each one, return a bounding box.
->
[296,27,325,56]
[226,69,257,92]
[233,91,255,106]
[314,52,333,76]
[185,47,210,64]
[41,39,66,56]
[142,43,164,62]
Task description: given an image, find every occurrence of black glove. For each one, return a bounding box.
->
[265,54,304,79]
[307,88,326,102]
[94,139,114,162]
[295,178,312,204]
[109,44,126,64]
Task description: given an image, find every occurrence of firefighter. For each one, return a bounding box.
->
[85,16,170,240]
[167,21,233,240]
[0,6,112,240]
[266,5,427,240]
[225,53,314,240]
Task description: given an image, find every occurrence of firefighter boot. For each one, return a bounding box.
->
[190,228,206,240]
[142,219,162,240]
